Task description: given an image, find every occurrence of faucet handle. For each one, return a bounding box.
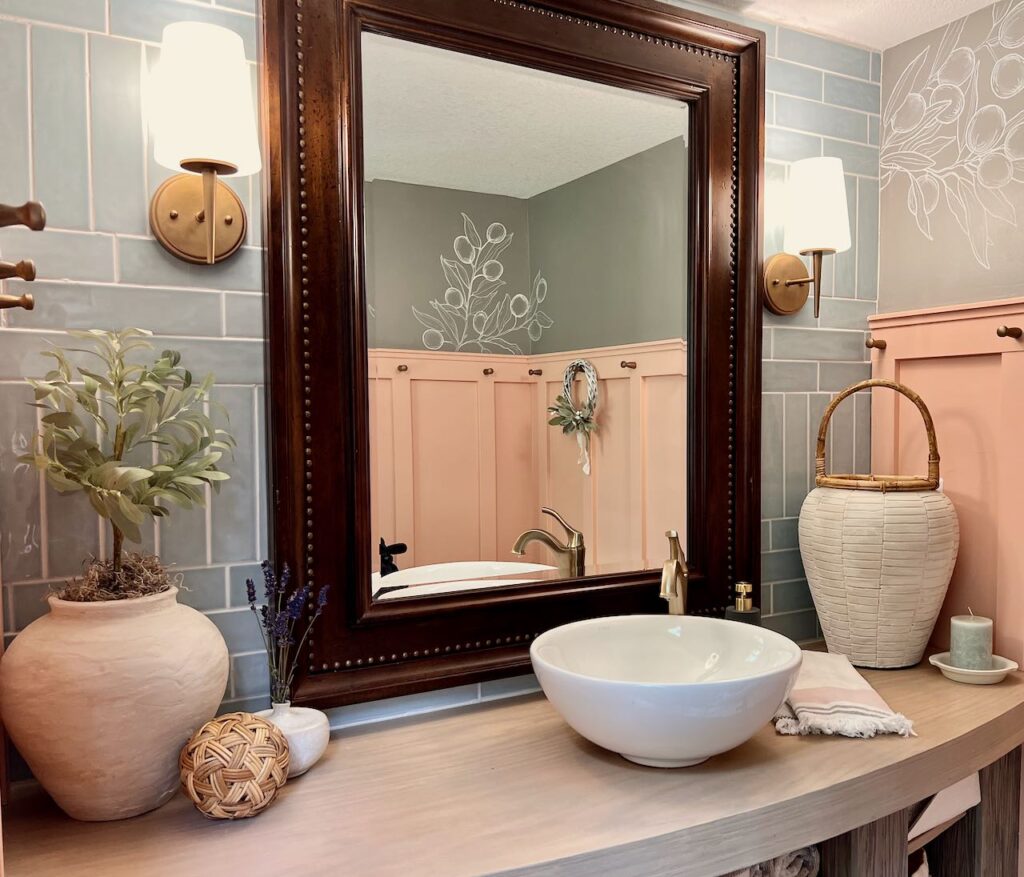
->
[541,506,583,545]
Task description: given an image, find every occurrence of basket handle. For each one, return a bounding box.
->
[815,378,940,487]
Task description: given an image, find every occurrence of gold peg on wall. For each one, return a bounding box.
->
[0,292,34,311]
[482,368,495,376]
[865,337,887,350]
[0,260,36,282]
[996,326,1023,339]
[620,360,637,369]
[396,364,409,372]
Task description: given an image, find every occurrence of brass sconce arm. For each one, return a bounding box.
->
[762,249,834,319]
[149,160,246,266]
[183,158,237,266]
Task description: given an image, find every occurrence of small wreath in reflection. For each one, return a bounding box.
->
[548,359,599,475]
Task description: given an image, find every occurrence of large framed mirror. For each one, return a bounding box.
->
[264,0,765,707]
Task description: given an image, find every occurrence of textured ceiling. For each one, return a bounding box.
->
[698,0,996,49]
[361,34,689,198]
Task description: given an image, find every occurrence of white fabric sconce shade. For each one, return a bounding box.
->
[149,22,261,176]
[145,22,260,265]
[783,157,851,255]
[762,157,851,318]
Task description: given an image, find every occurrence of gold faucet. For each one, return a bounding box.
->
[660,530,689,615]
[512,507,585,576]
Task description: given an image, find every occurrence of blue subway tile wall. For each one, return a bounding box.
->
[0,0,269,722]
[0,0,879,732]
[674,0,880,645]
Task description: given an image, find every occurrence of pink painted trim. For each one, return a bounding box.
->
[868,295,1024,328]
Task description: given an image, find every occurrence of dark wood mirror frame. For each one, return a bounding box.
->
[262,0,765,708]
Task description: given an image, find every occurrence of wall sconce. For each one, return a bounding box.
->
[763,157,851,318]
[147,23,261,265]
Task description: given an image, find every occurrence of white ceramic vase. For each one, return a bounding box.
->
[0,586,228,821]
[257,702,330,777]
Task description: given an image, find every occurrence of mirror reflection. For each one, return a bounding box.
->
[362,33,690,600]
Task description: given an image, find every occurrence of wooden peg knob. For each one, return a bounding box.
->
[997,325,1023,339]
[0,201,46,231]
[620,360,637,369]
[528,368,543,376]
[0,292,34,311]
[482,367,495,376]
[396,364,409,372]
[865,337,887,349]
[0,260,35,281]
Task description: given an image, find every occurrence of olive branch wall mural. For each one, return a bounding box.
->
[881,0,1024,268]
[412,213,553,354]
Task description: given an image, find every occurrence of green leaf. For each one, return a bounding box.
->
[110,466,154,490]
[41,411,78,428]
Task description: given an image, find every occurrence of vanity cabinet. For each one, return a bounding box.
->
[868,297,1024,663]
[4,663,1024,876]
[369,339,686,574]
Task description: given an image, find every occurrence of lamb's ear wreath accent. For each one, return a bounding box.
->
[548,359,599,475]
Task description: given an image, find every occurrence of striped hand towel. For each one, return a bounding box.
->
[774,650,915,738]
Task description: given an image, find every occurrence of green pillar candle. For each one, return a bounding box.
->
[949,615,993,670]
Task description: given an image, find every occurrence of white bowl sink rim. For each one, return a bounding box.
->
[372,560,554,590]
[531,614,802,688]
[530,615,803,768]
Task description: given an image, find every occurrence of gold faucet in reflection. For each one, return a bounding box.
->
[512,507,585,576]
[660,530,689,615]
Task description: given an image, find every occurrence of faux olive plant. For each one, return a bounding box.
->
[23,329,234,594]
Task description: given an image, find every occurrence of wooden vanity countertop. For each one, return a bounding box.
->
[5,662,1024,877]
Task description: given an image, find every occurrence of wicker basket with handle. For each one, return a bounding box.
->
[799,379,960,668]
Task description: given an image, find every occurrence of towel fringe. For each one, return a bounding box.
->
[775,710,915,738]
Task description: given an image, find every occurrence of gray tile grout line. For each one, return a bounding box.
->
[84,28,97,232]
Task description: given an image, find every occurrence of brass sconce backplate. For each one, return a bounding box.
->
[762,253,811,316]
[149,174,247,265]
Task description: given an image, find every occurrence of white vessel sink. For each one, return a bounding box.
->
[372,561,555,599]
[530,615,802,768]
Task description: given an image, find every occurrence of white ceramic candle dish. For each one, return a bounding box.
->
[929,652,1018,685]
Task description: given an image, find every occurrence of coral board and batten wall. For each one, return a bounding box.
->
[879,1,1024,661]
[369,340,686,575]
[868,298,1024,664]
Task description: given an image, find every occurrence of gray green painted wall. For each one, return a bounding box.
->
[364,136,688,354]
[528,136,688,353]
[365,179,532,352]
[879,0,1024,311]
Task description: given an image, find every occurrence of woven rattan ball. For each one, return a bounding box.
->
[179,712,290,819]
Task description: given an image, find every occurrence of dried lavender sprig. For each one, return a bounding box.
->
[248,561,331,703]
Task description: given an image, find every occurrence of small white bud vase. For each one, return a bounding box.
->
[257,702,330,777]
